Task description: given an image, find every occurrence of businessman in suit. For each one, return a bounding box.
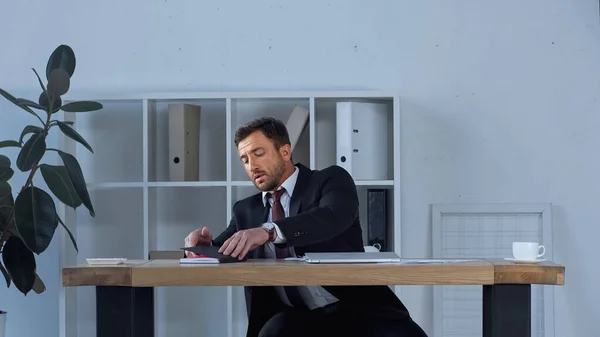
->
[184,117,427,337]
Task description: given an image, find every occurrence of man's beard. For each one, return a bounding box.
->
[254,160,285,191]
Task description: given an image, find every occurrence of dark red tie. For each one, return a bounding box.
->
[269,189,291,258]
[267,188,308,310]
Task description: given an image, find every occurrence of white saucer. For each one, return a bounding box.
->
[504,257,546,264]
[86,258,127,265]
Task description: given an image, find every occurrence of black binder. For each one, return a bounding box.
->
[367,189,388,252]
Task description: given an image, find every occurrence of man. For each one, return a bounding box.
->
[184,117,427,337]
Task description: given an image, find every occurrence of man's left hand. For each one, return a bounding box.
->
[218,227,269,260]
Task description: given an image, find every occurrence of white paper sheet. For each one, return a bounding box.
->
[399,259,475,264]
[179,258,219,264]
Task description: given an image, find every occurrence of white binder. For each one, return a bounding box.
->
[168,103,200,181]
[336,102,388,180]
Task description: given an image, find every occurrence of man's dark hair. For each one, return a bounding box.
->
[234,117,291,150]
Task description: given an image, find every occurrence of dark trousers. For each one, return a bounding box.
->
[258,302,428,337]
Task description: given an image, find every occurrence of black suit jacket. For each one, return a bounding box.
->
[212,163,410,337]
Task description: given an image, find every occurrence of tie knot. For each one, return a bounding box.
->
[269,188,286,202]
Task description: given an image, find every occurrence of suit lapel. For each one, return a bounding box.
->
[289,164,311,216]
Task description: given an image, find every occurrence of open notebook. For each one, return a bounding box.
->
[303,252,401,263]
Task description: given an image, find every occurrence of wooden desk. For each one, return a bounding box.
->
[62,258,565,337]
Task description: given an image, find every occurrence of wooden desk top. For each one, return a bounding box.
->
[61,258,565,287]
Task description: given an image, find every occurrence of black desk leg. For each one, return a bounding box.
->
[483,284,531,337]
[96,286,154,337]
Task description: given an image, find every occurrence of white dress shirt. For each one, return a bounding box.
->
[262,166,339,310]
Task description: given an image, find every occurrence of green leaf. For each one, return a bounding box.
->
[0,181,12,208]
[0,168,13,183]
[38,92,62,114]
[2,235,36,295]
[46,45,76,79]
[57,151,94,217]
[16,132,46,172]
[31,68,59,115]
[50,120,73,126]
[57,215,77,253]
[16,103,36,116]
[39,164,82,208]
[13,186,58,254]
[56,121,93,153]
[0,182,13,225]
[0,140,21,149]
[32,273,45,294]
[0,155,9,168]
[31,68,47,94]
[0,88,44,124]
[19,125,45,144]
[16,98,44,110]
[0,261,11,288]
[47,69,70,97]
[61,101,103,113]
[0,155,11,183]
[0,88,18,104]
[17,106,44,124]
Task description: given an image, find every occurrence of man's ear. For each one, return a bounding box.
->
[279,144,292,162]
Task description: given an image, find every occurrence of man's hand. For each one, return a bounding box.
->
[184,226,213,257]
[218,227,269,260]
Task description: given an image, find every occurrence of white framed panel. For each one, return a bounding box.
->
[431,203,554,337]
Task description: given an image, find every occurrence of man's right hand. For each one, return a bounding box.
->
[184,226,213,257]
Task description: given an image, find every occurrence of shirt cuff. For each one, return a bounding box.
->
[270,222,287,243]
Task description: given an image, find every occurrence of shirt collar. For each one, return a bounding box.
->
[262,166,299,206]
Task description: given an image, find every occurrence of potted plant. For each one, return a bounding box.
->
[0,44,102,336]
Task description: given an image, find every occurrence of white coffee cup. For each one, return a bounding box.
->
[364,245,381,253]
[512,242,545,261]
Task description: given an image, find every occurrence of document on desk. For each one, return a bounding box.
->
[179,258,220,264]
[399,259,475,264]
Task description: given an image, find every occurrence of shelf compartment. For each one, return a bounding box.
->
[64,99,144,184]
[147,185,228,337]
[313,97,395,181]
[148,185,228,250]
[356,185,396,253]
[74,187,145,261]
[147,98,227,183]
[230,97,311,181]
[72,186,145,334]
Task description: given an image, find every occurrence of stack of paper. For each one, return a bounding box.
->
[399,259,474,264]
[179,257,219,264]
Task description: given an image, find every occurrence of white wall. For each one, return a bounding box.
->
[1,0,598,336]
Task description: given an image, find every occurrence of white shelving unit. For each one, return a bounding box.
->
[56,90,402,337]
